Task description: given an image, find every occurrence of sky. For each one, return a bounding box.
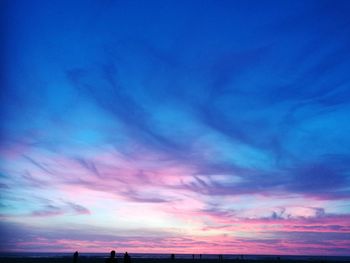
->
[1,0,350,256]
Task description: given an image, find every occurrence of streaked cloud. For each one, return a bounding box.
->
[1,0,350,255]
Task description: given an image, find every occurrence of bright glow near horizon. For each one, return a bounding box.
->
[1,0,350,256]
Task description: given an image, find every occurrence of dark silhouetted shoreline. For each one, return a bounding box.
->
[0,254,349,263]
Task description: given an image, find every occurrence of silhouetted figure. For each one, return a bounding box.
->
[218,255,223,261]
[124,252,131,263]
[73,251,79,263]
[106,250,118,263]
[199,254,202,260]
[171,254,175,260]
[192,254,195,260]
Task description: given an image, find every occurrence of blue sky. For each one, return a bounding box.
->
[1,0,350,255]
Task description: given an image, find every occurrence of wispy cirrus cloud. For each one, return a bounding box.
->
[1,0,350,255]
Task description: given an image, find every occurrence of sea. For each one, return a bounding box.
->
[0,253,349,262]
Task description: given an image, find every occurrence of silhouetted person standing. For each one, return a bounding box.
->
[124,252,131,263]
[73,251,79,263]
[106,250,118,263]
[171,254,175,260]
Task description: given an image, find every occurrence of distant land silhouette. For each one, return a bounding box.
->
[0,252,349,263]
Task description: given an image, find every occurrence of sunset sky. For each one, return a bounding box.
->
[1,0,350,256]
